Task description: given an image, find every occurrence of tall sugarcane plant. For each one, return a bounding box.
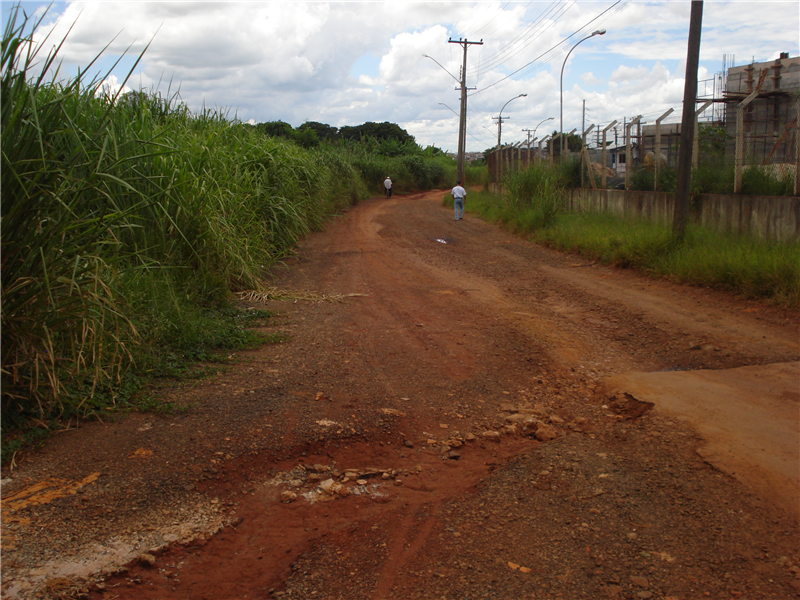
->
[1,6,366,429]
[1,5,150,419]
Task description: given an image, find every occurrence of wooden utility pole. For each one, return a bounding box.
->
[449,38,483,184]
[673,0,703,239]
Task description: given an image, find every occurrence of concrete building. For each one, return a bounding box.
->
[723,53,799,164]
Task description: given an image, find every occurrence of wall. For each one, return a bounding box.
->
[564,188,800,242]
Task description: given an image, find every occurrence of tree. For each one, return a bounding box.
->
[546,130,582,158]
[257,121,294,139]
[293,124,320,149]
[302,121,339,142]
[339,121,415,145]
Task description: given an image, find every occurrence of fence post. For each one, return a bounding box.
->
[550,134,561,166]
[625,115,642,190]
[539,135,549,166]
[735,87,761,193]
[693,100,713,169]
[796,95,800,197]
[655,109,674,191]
[582,124,595,188]
[601,121,617,189]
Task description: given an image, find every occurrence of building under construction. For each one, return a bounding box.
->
[723,52,799,166]
[639,52,799,169]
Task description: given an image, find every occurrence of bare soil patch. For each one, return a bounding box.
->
[2,191,799,600]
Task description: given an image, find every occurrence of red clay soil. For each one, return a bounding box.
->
[2,190,799,600]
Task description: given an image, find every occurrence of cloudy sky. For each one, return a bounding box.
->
[4,1,799,152]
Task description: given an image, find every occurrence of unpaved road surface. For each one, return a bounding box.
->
[2,190,799,600]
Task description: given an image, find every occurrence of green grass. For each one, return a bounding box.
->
[538,212,799,305]
[462,184,799,307]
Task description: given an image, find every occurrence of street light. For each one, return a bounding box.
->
[531,116,554,143]
[438,102,459,117]
[496,93,527,151]
[560,29,605,157]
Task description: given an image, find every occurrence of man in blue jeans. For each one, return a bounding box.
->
[451,180,466,220]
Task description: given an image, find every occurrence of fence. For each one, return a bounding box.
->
[487,94,800,197]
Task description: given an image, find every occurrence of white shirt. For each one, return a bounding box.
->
[384,178,392,189]
[451,185,466,199]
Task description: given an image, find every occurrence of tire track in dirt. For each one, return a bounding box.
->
[3,191,798,600]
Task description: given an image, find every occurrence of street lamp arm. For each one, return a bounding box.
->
[423,54,461,84]
[531,116,554,140]
[499,93,527,117]
[438,102,459,117]
[559,29,605,157]
[496,93,527,151]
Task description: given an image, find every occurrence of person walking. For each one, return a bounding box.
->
[451,180,466,220]
[384,176,392,198]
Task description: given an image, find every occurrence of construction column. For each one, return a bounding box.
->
[449,37,483,184]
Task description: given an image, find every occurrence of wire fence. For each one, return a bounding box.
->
[488,94,800,196]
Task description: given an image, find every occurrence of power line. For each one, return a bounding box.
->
[470,1,625,98]
[475,1,570,76]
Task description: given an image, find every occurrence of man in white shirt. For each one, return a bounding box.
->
[451,180,466,220]
[384,176,392,198]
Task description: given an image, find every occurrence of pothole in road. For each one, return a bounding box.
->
[78,402,599,600]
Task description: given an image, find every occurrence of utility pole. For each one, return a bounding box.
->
[673,0,703,239]
[449,37,483,184]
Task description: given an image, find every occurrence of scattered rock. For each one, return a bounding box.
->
[280,491,298,503]
[446,450,461,460]
[777,556,794,568]
[320,479,342,495]
[534,423,558,441]
[379,408,405,417]
[482,431,501,442]
[138,553,156,567]
[630,575,649,588]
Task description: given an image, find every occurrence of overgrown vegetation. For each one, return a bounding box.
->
[1,6,458,456]
[460,175,799,307]
[536,213,800,305]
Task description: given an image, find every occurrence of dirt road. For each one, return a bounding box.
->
[2,190,799,600]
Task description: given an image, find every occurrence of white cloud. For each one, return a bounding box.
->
[580,71,603,86]
[94,74,131,99]
[10,0,798,152]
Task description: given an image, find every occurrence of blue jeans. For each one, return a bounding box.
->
[454,198,464,220]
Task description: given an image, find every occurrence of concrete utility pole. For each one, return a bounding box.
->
[449,37,483,184]
[673,0,703,239]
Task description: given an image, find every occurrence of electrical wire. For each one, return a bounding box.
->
[474,1,571,76]
[469,1,626,98]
